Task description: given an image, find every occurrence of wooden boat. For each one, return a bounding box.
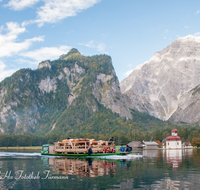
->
[41,139,130,157]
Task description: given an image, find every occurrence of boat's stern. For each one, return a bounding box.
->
[41,144,55,155]
[41,144,50,154]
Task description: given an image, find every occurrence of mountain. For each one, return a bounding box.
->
[1,47,196,136]
[169,84,200,123]
[0,48,136,135]
[120,35,200,124]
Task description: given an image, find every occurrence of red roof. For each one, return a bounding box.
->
[166,136,181,141]
[172,129,178,133]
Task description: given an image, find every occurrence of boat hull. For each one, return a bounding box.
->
[41,152,130,157]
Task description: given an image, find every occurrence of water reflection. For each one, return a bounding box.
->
[48,157,116,177]
[143,149,161,158]
[165,149,193,170]
[143,149,194,171]
[182,148,194,157]
[110,178,134,190]
[0,149,200,189]
[165,149,182,170]
[148,178,180,190]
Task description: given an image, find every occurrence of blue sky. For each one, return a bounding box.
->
[0,0,200,82]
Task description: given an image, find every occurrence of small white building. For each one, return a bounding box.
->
[166,129,182,149]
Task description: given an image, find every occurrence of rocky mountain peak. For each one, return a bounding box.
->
[176,35,200,43]
[59,48,81,60]
[120,35,200,123]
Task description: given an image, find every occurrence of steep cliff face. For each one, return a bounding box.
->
[170,84,200,123]
[0,48,132,134]
[120,35,200,123]
[93,70,132,119]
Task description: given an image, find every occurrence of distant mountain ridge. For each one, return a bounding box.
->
[120,35,200,123]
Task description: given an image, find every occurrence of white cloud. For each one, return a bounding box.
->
[21,20,34,27]
[124,69,133,76]
[0,60,17,82]
[96,43,106,52]
[78,40,106,53]
[5,0,40,11]
[195,10,200,14]
[128,64,132,67]
[5,0,100,26]
[20,45,71,64]
[0,22,44,58]
[184,26,189,29]
[0,25,4,32]
[78,40,95,48]
[165,29,169,33]
[194,32,200,37]
[35,0,100,26]
[164,37,167,40]
[15,58,39,65]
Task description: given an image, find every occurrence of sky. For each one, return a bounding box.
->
[0,0,200,82]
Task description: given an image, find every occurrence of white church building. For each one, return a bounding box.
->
[166,129,182,149]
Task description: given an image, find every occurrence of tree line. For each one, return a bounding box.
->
[1,127,200,147]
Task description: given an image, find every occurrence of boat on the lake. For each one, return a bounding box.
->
[41,138,130,157]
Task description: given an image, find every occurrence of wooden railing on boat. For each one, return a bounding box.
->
[54,140,114,154]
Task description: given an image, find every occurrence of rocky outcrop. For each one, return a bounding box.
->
[170,84,200,123]
[37,60,51,69]
[62,63,85,90]
[93,69,133,119]
[120,35,200,122]
[39,76,57,93]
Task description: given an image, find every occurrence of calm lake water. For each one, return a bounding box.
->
[0,149,200,190]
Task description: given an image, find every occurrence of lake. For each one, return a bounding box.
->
[0,149,200,189]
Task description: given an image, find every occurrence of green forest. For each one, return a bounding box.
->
[1,126,200,146]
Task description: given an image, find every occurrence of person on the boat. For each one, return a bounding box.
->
[125,144,131,152]
[111,145,116,153]
[120,144,125,152]
[103,146,110,153]
[108,137,113,145]
[88,146,93,155]
[103,146,106,153]
[67,136,71,139]
[109,137,113,142]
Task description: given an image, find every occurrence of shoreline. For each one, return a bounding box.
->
[0,146,42,150]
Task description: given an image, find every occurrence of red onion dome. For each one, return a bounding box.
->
[172,129,178,133]
[166,136,181,141]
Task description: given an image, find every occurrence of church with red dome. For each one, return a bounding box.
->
[166,129,182,149]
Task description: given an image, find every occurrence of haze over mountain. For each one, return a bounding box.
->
[120,35,200,124]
